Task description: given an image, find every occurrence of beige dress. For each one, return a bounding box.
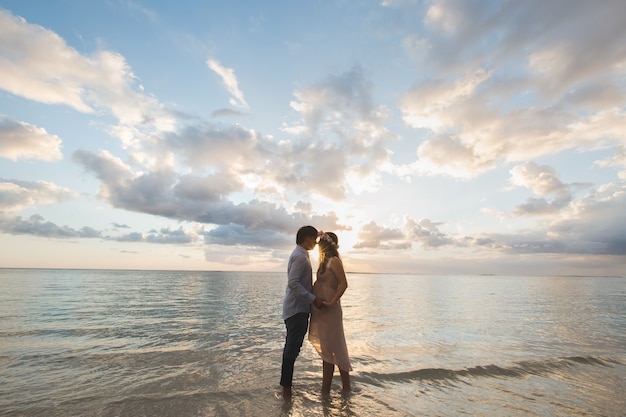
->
[308,259,352,372]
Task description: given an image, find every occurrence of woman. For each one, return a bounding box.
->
[308,231,352,394]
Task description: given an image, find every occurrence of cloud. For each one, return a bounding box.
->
[0,10,91,112]
[416,0,626,86]
[207,58,249,109]
[3,2,623,269]
[0,9,175,140]
[401,68,492,133]
[400,71,625,179]
[0,211,201,245]
[72,148,350,245]
[473,180,626,256]
[509,162,573,215]
[74,65,397,215]
[195,201,348,238]
[162,120,356,201]
[73,149,204,219]
[405,217,453,248]
[163,123,263,171]
[115,231,144,242]
[354,221,409,249]
[0,178,77,212]
[548,181,626,255]
[211,108,247,118]
[413,133,496,179]
[145,227,197,244]
[201,224,289,247]
[473,179,626,255]
[354,176,626,256]
[284,66,395,197]
[395,0,626,179]
[103,226,200,245]
[72,145,253,219]
[0,115,63,161]
[289,66,378,131]
[596,146,626,179]
[115,0,158,22]
[355,217,452,250]
[0,214,101,238]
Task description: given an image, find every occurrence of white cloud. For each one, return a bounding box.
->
[412,134,496,179]
[509,162,572,215]
[284,66,394,197]
[0,11,92,112]
[0,9,175,141]
[396,0,626,179]
[400,68,491,132]
[207,58,249,109]
[595,146,626,179]
[0,115,62,161]
[354,220,408,249]
[404,216,453,248]
[355,217,452,250]
[0,179,76,212]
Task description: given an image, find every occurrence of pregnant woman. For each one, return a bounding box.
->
[308,231,352,394]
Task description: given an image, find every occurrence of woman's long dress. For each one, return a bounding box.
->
[308,262,352,372]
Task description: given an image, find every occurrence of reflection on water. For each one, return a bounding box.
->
[1,270,625,416]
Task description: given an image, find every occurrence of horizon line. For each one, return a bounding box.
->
[0,267,623,279]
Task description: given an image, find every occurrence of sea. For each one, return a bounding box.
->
[0,269,624,417]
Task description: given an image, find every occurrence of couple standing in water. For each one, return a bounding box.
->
[280,225,351,399]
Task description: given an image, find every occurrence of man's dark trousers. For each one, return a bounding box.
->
[280,312,309,387]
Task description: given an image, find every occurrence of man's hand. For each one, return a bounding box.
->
[313,297,325,308]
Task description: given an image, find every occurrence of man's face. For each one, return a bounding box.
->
[304,235,317,250]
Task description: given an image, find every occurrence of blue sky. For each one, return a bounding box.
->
[1,0,625,275]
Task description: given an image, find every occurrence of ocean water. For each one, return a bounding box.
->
[0,269,624,417]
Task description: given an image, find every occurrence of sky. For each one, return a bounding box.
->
[1,0,625,276]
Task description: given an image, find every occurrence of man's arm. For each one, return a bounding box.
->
[287,255,316,303]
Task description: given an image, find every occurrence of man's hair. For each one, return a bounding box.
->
[296,225,318,244]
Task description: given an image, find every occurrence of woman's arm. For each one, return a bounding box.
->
[325,257,348,305]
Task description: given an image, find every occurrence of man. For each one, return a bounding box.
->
[280,225,323,398]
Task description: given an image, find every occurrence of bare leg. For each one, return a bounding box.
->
[339,368,351,392]
[322,361,334,394]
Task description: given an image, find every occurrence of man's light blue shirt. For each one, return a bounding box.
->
[282,245,316,320]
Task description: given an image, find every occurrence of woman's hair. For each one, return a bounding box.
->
[296,225,318,244]
[317,232,340,274]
